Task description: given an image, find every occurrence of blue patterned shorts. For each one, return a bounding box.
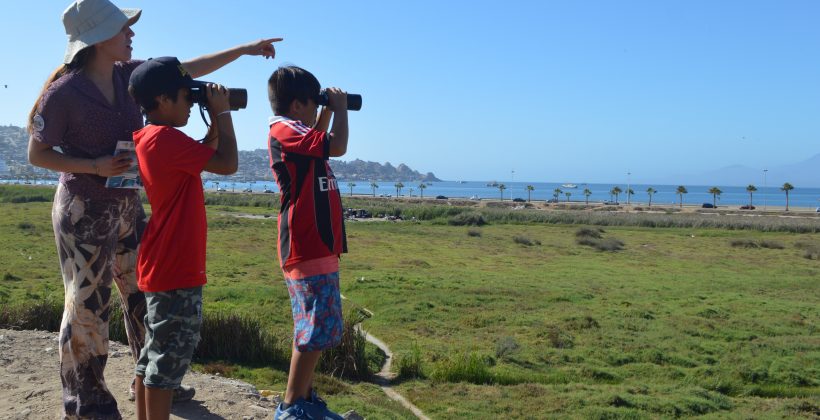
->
[285,272,343,352]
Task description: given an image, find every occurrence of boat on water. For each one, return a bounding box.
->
[487,181,499,187]
[561,183,578,189]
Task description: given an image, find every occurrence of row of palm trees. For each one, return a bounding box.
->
[494,183,798,211]
[345,182,430,198]
[345,181,798,211]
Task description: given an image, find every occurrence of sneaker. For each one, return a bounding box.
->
[172,384,196,403]
[274,397,344,420]
[309,390,343,420]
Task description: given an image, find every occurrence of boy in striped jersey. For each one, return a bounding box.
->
[266,66,349,420]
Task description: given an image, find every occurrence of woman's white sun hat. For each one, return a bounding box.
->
[62,0,141,64]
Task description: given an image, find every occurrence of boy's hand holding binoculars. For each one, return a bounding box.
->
[324,87,348,113]
[204,83,231,116]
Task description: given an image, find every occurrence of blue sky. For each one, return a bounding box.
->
[1,0,818,183]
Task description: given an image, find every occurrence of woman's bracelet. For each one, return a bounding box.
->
[217,110,231,117]
[90,158,100,176]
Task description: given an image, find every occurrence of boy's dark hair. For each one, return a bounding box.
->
[128,84,182,114]
[267,66,321,115]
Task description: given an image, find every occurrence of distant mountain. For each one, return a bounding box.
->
[660,154,820,188]
[0,125,440,182]
[201,151,440,182]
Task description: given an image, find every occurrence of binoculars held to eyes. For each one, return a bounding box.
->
[188,84,361,112]
[189,81,248,111]
[317,90,362,111]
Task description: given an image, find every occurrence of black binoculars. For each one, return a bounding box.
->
[189,81,248,111]
[316,90,362,111]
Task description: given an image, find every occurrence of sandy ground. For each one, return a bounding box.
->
[0,328,279,420]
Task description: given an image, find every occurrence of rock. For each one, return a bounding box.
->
[342,409,365,420]
[15,408,31,419]
[248,404,271,414]
[44,347,53,353]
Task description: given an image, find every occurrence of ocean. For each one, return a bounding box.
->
[5,178,816,209]
[203,180,820,209]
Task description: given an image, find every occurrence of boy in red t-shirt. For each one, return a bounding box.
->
[267,66,349,420]
[128,56,238,420]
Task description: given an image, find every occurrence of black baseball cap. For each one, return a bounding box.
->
[129,56,199,99]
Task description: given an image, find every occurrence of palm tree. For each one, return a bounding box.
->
[746,184,757,207]
[347,182,356,197]
[611,186,622,203]
[498,184,506,201]
[526,185,535,202]
[676,185,688,208]
[214,181,220,192]
[583,188,592,205]
[626,188,635,205]
[418,183,427,198]
[708,187,722,208]
[646,187,657,208]
[394,182,404,197]
[565,191,571,202]
[370,181,378,197]
[407,187,414,197]
[781,182,794,211]
[553,188,562,201]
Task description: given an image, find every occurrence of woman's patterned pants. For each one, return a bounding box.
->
[52,185,147,420]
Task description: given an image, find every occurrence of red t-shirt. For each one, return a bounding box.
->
[134,125,215,292]
[268,116,347,268]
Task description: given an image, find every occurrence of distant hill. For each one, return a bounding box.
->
[0,124,440,182]
[0,125,49,178]
[659,154,820,188]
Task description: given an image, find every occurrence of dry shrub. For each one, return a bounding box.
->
[730,239,759,248]
[513,235,541,246]
[575,227,604,239]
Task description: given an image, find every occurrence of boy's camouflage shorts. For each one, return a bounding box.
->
[135,286,202,389]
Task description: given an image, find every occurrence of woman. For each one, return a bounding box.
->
[27,1,279,418]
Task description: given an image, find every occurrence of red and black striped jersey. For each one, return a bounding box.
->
[268,116,347,268]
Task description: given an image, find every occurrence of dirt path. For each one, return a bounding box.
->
[357,326,430,420]
[0,326,424,419]
[0,328,279,419]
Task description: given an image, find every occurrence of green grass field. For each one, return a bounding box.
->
[1,186,818,419]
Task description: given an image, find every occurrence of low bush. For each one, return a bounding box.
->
[730,239,759,248]
[577,236,624,252]
[396,343,425,380]
[758,240,785,249]
[467,229,482,237]
[430,352,493,384]
[731,239,785,249]
[318,306,374,380]
[197,310,286,367]
[513,235,541,246]
[0,298,62,331]
[448,212,486,226]
[495,336,520,359]
[575,227,603,239]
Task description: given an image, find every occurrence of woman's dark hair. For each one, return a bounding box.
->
[27,47,96,133]
[267,66,321,115]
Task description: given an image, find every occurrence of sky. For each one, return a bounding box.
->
[1,0,818,183]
